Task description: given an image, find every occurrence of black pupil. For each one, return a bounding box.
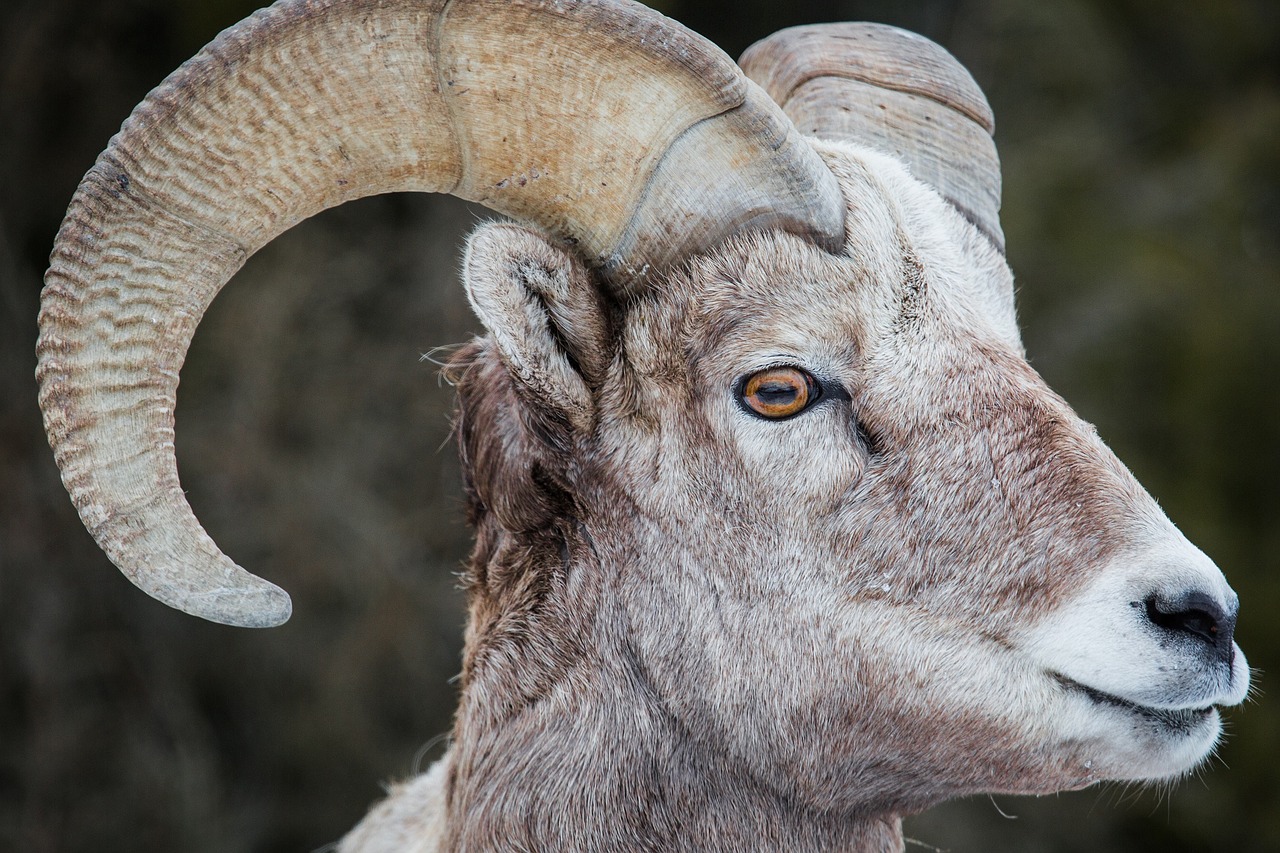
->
[757,380,799,404]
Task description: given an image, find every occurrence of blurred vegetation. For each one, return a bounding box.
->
[1,0,1275,850]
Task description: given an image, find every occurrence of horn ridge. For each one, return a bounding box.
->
[740,23,994,133]
[741,22,1004,252]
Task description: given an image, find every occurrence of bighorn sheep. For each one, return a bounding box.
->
[37,0,1249,850]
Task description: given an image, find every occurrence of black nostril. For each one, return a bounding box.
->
[1144,591,1237,663]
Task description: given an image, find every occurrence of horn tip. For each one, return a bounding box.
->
[144,573,294,629]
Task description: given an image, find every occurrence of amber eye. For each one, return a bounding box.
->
[739,367,820,419]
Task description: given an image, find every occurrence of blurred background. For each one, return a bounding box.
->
[1,0,1276,850]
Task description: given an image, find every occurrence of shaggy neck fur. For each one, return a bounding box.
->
[447,534,905,853]
[437,341,905,852]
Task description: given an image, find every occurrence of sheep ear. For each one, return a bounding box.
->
[463,223,612,434]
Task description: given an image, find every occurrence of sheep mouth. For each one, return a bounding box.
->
[1051,673,1215,732]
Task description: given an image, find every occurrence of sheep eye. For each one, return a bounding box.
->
[739,367,821,420]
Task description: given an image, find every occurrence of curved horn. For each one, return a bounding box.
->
[37,0,844,628]
[740,23,1003,251]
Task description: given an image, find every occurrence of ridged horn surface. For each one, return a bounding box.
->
[37,0,844,627]
[741,22,1004,251]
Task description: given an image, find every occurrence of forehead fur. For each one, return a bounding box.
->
[629,141,1021,385]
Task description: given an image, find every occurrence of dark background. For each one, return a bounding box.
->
[2,0,1277,850]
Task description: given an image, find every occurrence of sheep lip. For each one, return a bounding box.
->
[1050,672,1215,730]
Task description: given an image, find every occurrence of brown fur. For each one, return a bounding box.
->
[337,143,1243,852]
